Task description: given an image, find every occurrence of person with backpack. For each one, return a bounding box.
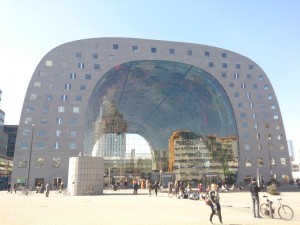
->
[208,183,223,224]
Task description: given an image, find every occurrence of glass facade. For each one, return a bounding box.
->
[86,60,238,182]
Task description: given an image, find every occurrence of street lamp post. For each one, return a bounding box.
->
[26,124,34,189]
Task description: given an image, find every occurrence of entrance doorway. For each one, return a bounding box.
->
[34,178,45,188]
[53,177,62,190]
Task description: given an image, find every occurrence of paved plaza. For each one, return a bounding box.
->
[1,187,300,225]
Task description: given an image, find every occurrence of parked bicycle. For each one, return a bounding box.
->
[56,188,70,196]
[168,187,179,198]
[260,195,294,220]
[85,186,95,195]
[18,187,34,196]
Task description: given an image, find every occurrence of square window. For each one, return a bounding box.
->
[65,83,71,90]
[93,53,98,59]
[237,102,243,108]
[113,44,119,49]
[61,94,68,101]
[258,158,263,167]
[169,49,175,54]
[18,160,27,168]
[52,158,61,168]
[209,62,214,67]
[35,157,45,168]
[234,92,239,97]
[229,82,234,87]
[242,122,248,128]
[55,130,62,137]
[259,74,264,80]
[132,46,138,51]
[264,84,269,90]
[70,130,77,137]
[221,53,227,58]
[236,64,241,69]
[75,52,82,57]
[46,60,53,66]
[245,158,252,167]
[36,142,45,149]
[80,84,86,90]
[76,95,82,101]
[70,73,76,79]
[78,62,84,69]
[73,107,80,113]
[85,74,92,80]
[222,63,227,68]
[30,94,37,100]
[252,84,258,89]
[247,74,252,79]
[249,64,254,69]
[234,73,239,78]
[241,83,246,88]
[187,50,192,55]
[94,64,100,70]
[151,47,156,53]
[54,141,60,149]
[58,106,65,113]
[71,118,78,125]
[221,72,227,78]
[56,117,63,125]
[204,52,210,57]
[240,113,246,118]
[34,82,41,87]
[41,117,48,124]
[69,142,76,149]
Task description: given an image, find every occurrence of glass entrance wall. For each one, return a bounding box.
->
[85,60,238,182]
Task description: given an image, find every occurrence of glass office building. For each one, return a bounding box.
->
[11,38,292,188]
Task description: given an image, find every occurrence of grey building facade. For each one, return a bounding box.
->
[11,38,292,187]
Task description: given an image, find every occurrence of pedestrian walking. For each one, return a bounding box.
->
[208,183,223,224]
[249,178,262,218]
[45,183,50,197]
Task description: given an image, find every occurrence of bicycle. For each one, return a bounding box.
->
[260,195,294,220]
[18,187,34,196]
[56,188,70,196]
[168,187,179,198]
[85,186,95,195]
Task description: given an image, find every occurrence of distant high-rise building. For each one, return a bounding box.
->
[3,125,18,158]
[0,90,5,126]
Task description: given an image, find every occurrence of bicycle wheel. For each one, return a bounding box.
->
[260,203,270,218]
[278,205,294,220]
[168,191,174,198]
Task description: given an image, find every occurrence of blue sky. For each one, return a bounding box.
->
[1,0,299,156]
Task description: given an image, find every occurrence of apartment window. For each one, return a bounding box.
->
[252,113,257,119]
[278,134,283,140]
[237,102,243,108]
[204,52,210,57]
[30,94,37,100]
[271,105,276,110]
[234,73,239,78]
[71,118,78,125]
[151,47,156,53]
[18,160,27,168]
[93,53,98,59]
[245,158,252,167]
[36,142,45,149]
[23,129,31,136]
[78,63,84,69]
[46,94,53,101]
[246,93,251,99]
[208,62,214,67]
[20,142,29,149]
[222,63,227,68]
[268,134,272,140]
[34,82,41,87]
[65,83,71,90]
[187,50,192,56]
[25,117,32,124]
[236,64,241,69]
[69,142,76,149]
[273,114,279,120]
[70,73,77,79]
[244,144,250,150]
[61,95,68,101]
[241,83,246,88]
[35,157,45,168]
[109,54,114,60]
[113,44,118,49]
[70,130,77,137]
[221,53,227,58]
[249,103,254,109]
[46,60,52,66]
[54,141,60,149]
[254,123,258,129]
[271,158,276,166]
[234,92,239,97]
[38,130,46,136]
[264,123,270,129]
[252,83,258,89]
[240,113,246,118]
[132,46,138,51]
[229,82,234,87]
[169,49,175,54]
[76,95,82,101]
[247,74,252,79]
[73,107,80,113]
[75,52,82,57]
[80,84,86,90]
[279,145,285,150]
[85,74,92,80]
[41,117,48,124]
[257,134,261,140]
[264,84,269,90]
[249,64,254,70]
[259,74,264,80]
[242,122,248,128]
[94,64,100,70]
[56,117,63,125]
[52,158,61,168]
[221,72,227,78]
[58,106,65,113]
[257,144,262,151]
[258,158,263,167]
[55,130,62,137]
